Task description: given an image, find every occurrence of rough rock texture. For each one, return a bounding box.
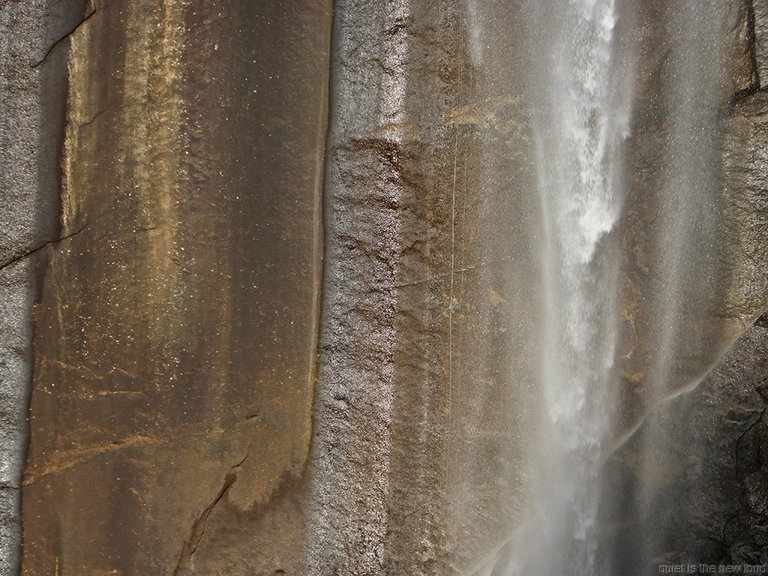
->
[722,89,768,324]
[8,0,768,574]
[598,1,768,571]
[601,313,768,573]
[753,0,768,87]
[299,1,544,574]
[21,1,331,574]
[616,0,767,436]
[0,1,88,573]
[191,2,536,573]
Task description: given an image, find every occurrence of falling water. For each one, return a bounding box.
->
[504,0,631,573]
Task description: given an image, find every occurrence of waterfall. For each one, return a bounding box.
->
[533,0,625,573]
[502,0,631,573]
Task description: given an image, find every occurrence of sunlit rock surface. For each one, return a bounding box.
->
[2,0,768,574]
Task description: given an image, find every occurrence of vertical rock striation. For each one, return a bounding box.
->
[600,0,768,570]
[7,0,768,574]
[302,1,540,573]
[21,1,331,574]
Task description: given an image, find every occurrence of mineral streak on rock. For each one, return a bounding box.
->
[9,0,768,574]
[21,1,330,574]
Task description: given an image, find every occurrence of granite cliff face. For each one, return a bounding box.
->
[0,1,89,573]
[17,1,330,574]
[596,0,768,569]
[0,0,767,575]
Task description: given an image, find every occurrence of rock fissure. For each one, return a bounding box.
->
[0,225,88,273]
[77,101,115,128]
[728,1,761,107]
[22,429,221,486]
[30,8,97,68]
[173,447,251,576]
[748,0,760,87]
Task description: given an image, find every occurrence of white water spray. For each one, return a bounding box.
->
[504,0,630,573]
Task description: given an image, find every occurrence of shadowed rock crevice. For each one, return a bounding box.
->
[719,407,767,552]
[753,0,768,87]
[174,448,250,576]
[728,0,762,106]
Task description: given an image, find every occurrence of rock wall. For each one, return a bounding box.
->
[0,1,89,574]
[600,0,768,571]
[186,1,536,573]
[3,0,768,575]
[614,0,765,435]
[602,312,768,572]
[19,1,331,574]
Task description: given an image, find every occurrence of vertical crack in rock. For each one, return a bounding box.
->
[304,1,332,465]
[174,448,251,576]
[747,0,760,87]
[752,0,768,88]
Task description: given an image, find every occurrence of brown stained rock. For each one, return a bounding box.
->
[21,1,331,574]
[1,1,90,573]
[722,90,768,326]
[15,0,768,574]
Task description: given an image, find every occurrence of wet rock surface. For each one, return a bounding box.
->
[1,1,88,574]
[616,0,767,435]
[5,0,768,574]
[602,313,768,573]
[600,2,768,572]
